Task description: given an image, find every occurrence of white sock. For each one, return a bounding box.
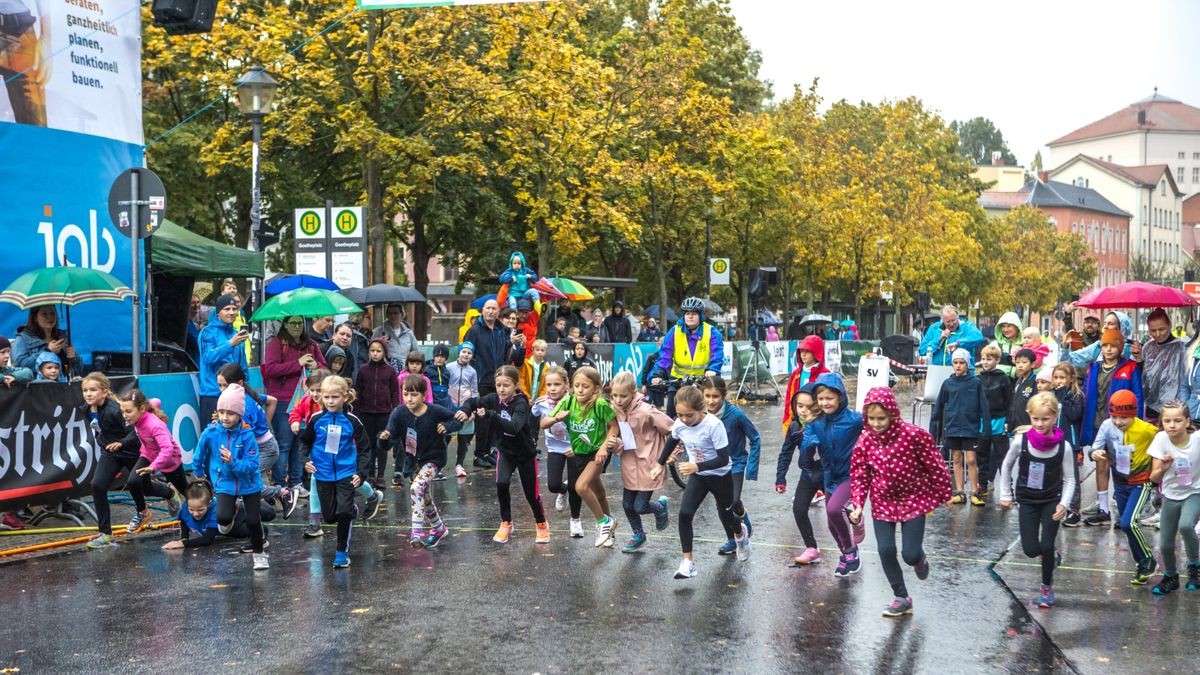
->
[1098,490,1110,513]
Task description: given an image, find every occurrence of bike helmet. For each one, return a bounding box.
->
[680,297,705,313]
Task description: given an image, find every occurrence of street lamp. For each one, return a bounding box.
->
[704,196,723,299]
[235,65,279,364]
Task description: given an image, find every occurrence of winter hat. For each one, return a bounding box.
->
[950,348,971,364]
[1013,348,1037,363]
[35,351,61,368]
[433,344,450,359]
[213,295,238,311]
[459,340,475,353]
[217,383,246,417]
[516,297,533,312]
[0,336,10,351]
[1036,368,1053,383]
[1101,328,1123,348]
[1108,390,1138,417]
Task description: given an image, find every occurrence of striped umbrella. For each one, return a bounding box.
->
[544,277,593,301]
[0,267,133,308]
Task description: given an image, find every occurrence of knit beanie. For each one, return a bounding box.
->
[1101,328,1123,348]
[217,383,246,417]
[459,341,475,353]
[1108,390,1138,417]
[950,348,971,364]
[0,336,10,351]
[1036,368,1053,383]
[213,295,238,311]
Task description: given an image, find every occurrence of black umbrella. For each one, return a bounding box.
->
[755,309,783,326]
[341,284,427,305]
[799,313,833,327]
[643,304,678,322]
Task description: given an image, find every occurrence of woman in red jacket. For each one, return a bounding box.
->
[782,335,828,431]
[261,315,327,490]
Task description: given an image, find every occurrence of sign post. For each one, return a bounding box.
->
[108,168,167,377]
[709,258,730,286]
[294,205,367,290]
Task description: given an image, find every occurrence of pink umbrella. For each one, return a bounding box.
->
[1075,281,1199,309]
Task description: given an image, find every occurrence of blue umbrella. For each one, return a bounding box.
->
[265,274,339,295]
[643,304,678,322]
[471,293,498,310]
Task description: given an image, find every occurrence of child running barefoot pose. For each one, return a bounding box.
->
[850,387,953,617]
[83,373,140,548]
[218,364,297,519]
[545,366,618,547]
[192,384,268,569]
[651,385,749,579]
[459,365,549,544]
[300,376,370,568]
[162,480,276,550]
[120,389,188,532]
[702,375,760,555]
[380,377,461,548]
[1147,401,1200,594]
[777,384,825,565]
[805,374,866,577]
[532,367,576,522]
[999,393,1076,608]
[609,372,672,553]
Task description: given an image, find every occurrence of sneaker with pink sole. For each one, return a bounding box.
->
[793,547,822,565]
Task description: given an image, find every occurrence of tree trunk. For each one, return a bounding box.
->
[410,211,431,339]
[365,14,385,285]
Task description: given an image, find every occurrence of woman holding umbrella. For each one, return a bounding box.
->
[262,315,327,490]
[11,305,81,374]
[373,304,419,369]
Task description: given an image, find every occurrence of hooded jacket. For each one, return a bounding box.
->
[652,312,725,379]
[613,393,673,491]
[498,251,537,295]
[1054,387,1084,450]
[602,304,633,344]
[776,383,823,487]
[460,391,537,457]
[782,335,829,431]
[323,344,350,377]
[134,410,183,473]
[1181,343,1200,418]
[261,334,327,402]
[34,351,67,382]
[464,316,517,389]
[801,373,862,492]
[851,387,952,522]
[198,319,249,398]
[718,402,761,480]
[193,421,262,496]
[990,311,1023,378]
[11,326,82,374]
[1139,333,1189,414]
[917,318,986,366]
[353,340,401,415]
[978,367,1012,436]
[930,370,991,440]
[1080,357,1143,446]
[1064,311,1133,370]
[424,360,452,408]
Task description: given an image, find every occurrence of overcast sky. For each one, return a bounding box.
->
[727,0,1200,169]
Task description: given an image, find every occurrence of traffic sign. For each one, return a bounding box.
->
[709,257,730,286]
[107,168,166,238]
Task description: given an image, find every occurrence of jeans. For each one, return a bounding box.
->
[622,488,666,536]
[270,408,302,488]
[874,516,926,597]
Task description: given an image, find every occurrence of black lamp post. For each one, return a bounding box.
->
[235,65,278,363]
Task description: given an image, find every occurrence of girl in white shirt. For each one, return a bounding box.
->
[1147,401,1200,595]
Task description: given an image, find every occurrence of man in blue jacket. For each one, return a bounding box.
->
[464,298,522,469]
[198,295,250,426]
[918,305,986,366]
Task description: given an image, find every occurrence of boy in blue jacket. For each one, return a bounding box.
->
[701,376,761,555]
[803,373,864,577]
[930,348,991,506]
[299,376,371,568]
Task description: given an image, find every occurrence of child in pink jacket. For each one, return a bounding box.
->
[119,389,188,533]
[609,372,672,553]
[849,387,952,618]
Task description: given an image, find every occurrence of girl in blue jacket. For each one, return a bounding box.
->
[161,480,276,550]
[192,383,267,570]
[804,373,865,578]
[702,376,760,556]
[776,383,825,565]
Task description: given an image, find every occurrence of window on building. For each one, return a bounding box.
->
[1180,152,1187,159]
[1179,167,1186,183]
[1194,152,1200,160]
[1162,180,1167,196]
[1194,167,1199,183]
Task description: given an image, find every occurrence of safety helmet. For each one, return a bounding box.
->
[680,297,704,313]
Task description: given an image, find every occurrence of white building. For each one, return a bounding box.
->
[1047,92,1200,198]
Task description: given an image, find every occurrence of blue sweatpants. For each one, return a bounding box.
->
[1113,482,1154,566]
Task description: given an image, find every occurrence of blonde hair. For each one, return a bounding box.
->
[610,371,636,393]
[571,366,602,388]
[1026,391,1059,416]
[1050,362,1082,397]
[531,339,548,351]
[980,344,1001,359]
[321,375,350,398]
[1022,326,1041,339]
[543,365,568,385]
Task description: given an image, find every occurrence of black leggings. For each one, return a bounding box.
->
[546,452,582,518]
[1019,501,1060,585]
[873,516,926,598]
[216,493,265,553]
[129,456,189,503]
[92,453,141,535]
[986,435,1008,485]
[496,453,545,523]
[728,472,747,519]
[678,472,741,554]
[358,412,390,478]
[455,431,474,468]
[792,475,823,549]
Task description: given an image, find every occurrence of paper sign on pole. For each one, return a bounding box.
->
[855,355,890,411]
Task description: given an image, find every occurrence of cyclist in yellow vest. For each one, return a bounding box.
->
[650,297,725,417]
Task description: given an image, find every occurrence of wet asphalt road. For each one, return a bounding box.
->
[0,399,1182,673]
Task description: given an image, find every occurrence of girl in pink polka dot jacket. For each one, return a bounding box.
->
[849,386,953,618]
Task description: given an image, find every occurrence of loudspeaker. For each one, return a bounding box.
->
[151,0,219,35]
[91,351,176,375]
[914,292,931,313]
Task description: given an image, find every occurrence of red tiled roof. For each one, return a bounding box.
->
[1056,155,1175,191]
[1048,97,1200,146]
[1185,193,1200,226]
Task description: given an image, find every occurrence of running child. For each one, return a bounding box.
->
[1147,401,1200,594]
[782,335,827,432]
[544,366,618,547]
[448,342,479,477]
[354,338,400,488]
[458,364,549,544]
[532,366,576,524]
[1081,329,1143,526]
[978,344,1012,500]
[299,376,371,567]
[999,392,1076,608]
[702,375,760,555]
[396,350,434,483]
[120,389,188,533]
[608,372,671,553]
[650,385,749,579]
[218,363,297,518]
[1051,362,1085,527]
[1088,390,1156,583]
[850,387,952,617]
[162,479,277,550]
[83,373,141,549]
[191,384,268,569]
[776,383,824,565]
[804,373,865,577]
[930,348,990,506]
[379,376,461,548]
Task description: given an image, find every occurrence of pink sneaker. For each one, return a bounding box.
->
[793,547,822,565]
[851,518,866,545]
[0,512,26,530]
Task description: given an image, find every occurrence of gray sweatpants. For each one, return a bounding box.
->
[1158,493,1200,575]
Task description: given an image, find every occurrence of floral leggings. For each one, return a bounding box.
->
[411,463,445,537]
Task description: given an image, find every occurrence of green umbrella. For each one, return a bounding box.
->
[249,287,363,322]
[545,276,593,301]
[0,266,133,308]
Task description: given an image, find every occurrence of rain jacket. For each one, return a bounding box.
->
[515,356,547,402]
[930,370,991,440]
[353,343,401,415]
[193,422,262,496]
[424,360,453,409]
[198,319,248,398]
[1064,311,1133,370]
[12,326,81,374]
[850,387,952,522]
[323,344,350,377]
[918,318,986,366]
[34,351,67,382]
[0,362,33,385]
[613,393,673,491]
[134,410,183,473]
[776,383,822,487]
[1080,357,1143,447]
[989,311,1023,378]
[782,335,829,431]
[1139,334,1189,415]
[718,402,761,480]
[261,336,327,402]
[602,305,633,344]
[299,410,369,481]
[801,373,862,492]
[652,312,725,379]
[499,251,538,296]
[1180,344,1200,418]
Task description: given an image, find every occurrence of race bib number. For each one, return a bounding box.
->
[1115,444,1132,476]
[551,422,567,442]
[1176,456,1193,486]
[324,425,342,454]
[618,421,636,451]
[406,427,418,456]
[1026,461,1045,491]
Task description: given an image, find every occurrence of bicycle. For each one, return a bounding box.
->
[646,375,708,489]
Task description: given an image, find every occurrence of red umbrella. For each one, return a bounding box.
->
[1075,281,1199,309]
[531,277,567,301]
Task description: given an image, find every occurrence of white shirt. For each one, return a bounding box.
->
[671,413,730,477]
[533,397,571,454]
[1147,431,1200,500]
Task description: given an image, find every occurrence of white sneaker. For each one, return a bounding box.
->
[570,518,584,538]
[594,517,614,548]
[735,528,751,562]
[1140,512,1161,529]
[252,553,269,570]
[455,464,467,478]
[556,492,567,512]
[1081,501,1100,516]
[673,558,698,579]
[296,487,310,499]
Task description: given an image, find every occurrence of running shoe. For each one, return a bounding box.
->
[594,516,615,548]
[742,513,753,538]
[851,516,866,545]
[735,528,751,562]
[915,556,930,580]
[280,487,299,519]
[332,551,351,568]
[1187,562,1200,591]
[622,533,647,553]
[86,533,116,549]
[717,539,737,556]
[1140,512,1161,529]
[392,472,404,487]
[410,532,426,549]
[252,553,270,570]
[811,490,825,507]
[425,524,448,549]
[1036,584,1055,608]
[434,470,447,481]
[166,487,183,517]
[455,464,467,478]
[793,548,821,565]
[969,494,986,507]
[673,558,697,580]
[882,596,913,618]
[1082,511,1111,527]
[1132,558,1158,585]
[239,539,271,553]
[0,512,27,530]
[303,520,324,538]
[654,496,670,531]
[1062,512,1081,528]
[1153,573,1180,596]
[365,489,383,520]
[1081,501,1100,516]
[127,509,153,534]
[493,521,513,544]
[295,486,310,499]
[950,492,965,505]
[535,522,551,544]
[555,492,567,512]
[569,518,584,538]
[834,550,861,577]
